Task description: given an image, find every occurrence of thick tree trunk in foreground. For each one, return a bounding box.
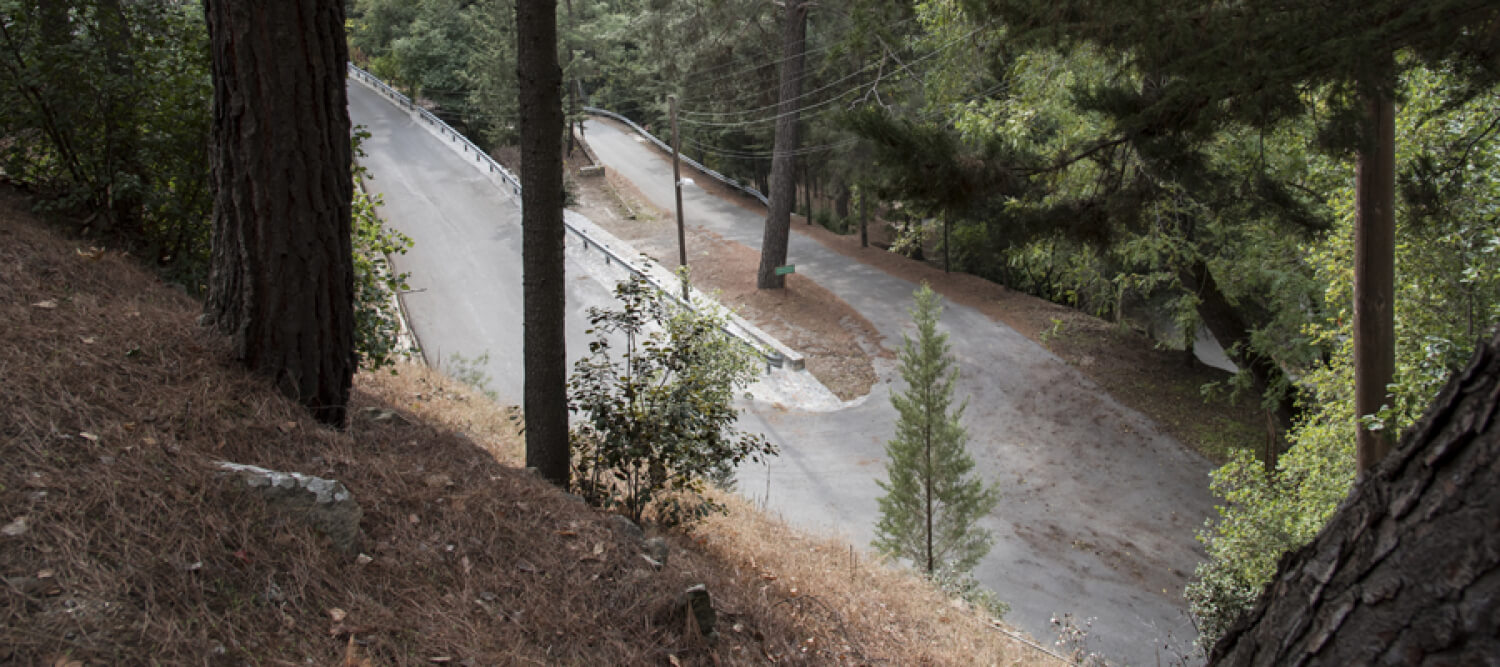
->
[1211,327,1500,664]
[516,0,570,487]
[203,0,354,427]
[1354,73,1398,472]
[755,0,807,289]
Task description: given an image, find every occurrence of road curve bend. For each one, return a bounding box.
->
[584,116,1218,663]
[346,72,1217,661]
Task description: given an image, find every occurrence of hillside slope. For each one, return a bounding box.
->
[0,187,1058,665]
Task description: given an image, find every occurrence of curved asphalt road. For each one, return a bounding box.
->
[584,117,1218,662]
[346,71,1217,662]
[348,82,623,405]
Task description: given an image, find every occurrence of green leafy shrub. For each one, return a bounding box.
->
[930,568,1009,621]
[351,128,416,372]
[1186,67,1500,651]
[443,351,498,400]
[0,0,214,287]
[568,274,776,524]
[813,208,847,234]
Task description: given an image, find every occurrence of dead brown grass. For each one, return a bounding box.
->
[688,492,1068,665]
[0,186,1055,665]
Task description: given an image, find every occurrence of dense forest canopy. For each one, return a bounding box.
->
[1,0,1496,654]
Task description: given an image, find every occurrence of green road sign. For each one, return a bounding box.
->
[774,265,796,276]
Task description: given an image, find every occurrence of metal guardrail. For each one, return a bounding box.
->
[582,106,770,207]
[347,63,789,369]
[347,63,523,197]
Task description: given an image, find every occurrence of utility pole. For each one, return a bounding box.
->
[669,94,688,300]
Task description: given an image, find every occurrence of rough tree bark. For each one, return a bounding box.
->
[516,0,570,487]
[755,0,807,289]
[1210,327,1500,665]
[203,0,355,427]
[1354,68,1398,471]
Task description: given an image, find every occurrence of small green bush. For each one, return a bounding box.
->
[351,129,416,372]
[813,209,847,234]
[568,274,776,524]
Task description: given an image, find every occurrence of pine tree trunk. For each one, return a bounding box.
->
[925,384,934,575]
[203,0,355,427]
[1210,328,1500,664]
[516,0,570,487]
[859,190,868,248]
[1353,68,1397,472]
[755,0,807,289]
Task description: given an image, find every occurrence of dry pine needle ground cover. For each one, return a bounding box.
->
[0,187,1056,665]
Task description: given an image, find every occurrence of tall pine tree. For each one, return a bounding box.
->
[874,284,1000,575]
[516,0,569,486]
[203,0,355,427]
[755,0,808,289]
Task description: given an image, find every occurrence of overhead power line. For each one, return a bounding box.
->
[675,79,1014,161]
[678,14,923,103]
[680,27,980,121]
[680,135,861,159]
[674,28,985,130]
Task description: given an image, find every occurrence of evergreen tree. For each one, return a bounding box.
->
[755,0,808,290]
[874,284,1000,575]
[516,0,570,487]
[203,0,355,427]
